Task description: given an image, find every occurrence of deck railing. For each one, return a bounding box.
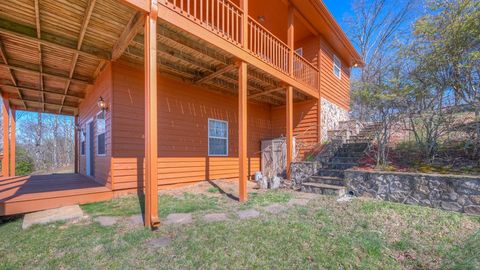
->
[159,0,319,91]
[293,52,319,89]
[160,0,243,45]
[247,17,290,74]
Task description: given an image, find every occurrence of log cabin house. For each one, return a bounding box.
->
[0,0,363,227]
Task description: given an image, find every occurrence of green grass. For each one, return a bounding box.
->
[1,191,479,269]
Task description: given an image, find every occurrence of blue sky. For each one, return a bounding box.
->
[323,0,352,29]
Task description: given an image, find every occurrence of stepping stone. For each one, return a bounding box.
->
[237,209,260,220]
[288,198,310,206]
[297,192,320,199]
[164,213,193,225]
[22,205,84,229]
[145,236,172,249]
[264,203,288,214]
[128,214,144,225]
[94,216,119,226]
[202,213,228,223]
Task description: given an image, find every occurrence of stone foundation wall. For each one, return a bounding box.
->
[345,170,480,215]
[321,97,349,142]
[290,162,320,187]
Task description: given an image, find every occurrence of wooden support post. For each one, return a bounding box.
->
[238,61,248,202]
[286,86,293,179]
[1,94,9,177]
[240,0,248,48]
[74,115,79,174]
[144,0,160,229]
[9,109,15,177]
[287,4,295,76]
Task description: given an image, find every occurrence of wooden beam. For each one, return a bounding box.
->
[0,84,85,100]
[248,87,284,99]
[288,4,295,75]
[240,0,248,48]
[112,12,145,61]
[59,0,96,114]
[0,63,93,85]
[0,41,27,110]
[8,97,78,111]
[1,93,9,177]
[0,20,109,60]
[74,116,79,174]
[286,86,293,179]
[120,0,150,12]
[34,0,45,112]
[238,61,248,202]
[144,0,160,229]
[9,109,15,176]
[195,64,235,84]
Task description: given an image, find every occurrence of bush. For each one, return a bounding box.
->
[15,146,34,176]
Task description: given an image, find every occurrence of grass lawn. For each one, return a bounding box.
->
[1,189,479,269]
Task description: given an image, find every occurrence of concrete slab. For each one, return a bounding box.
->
[22,205,84,229]
[145,236,172,249]
[287,198,310,206]
[202,213,228,222]
[128,214,144,226]
[237,209,260,220]
[264,203,288,214]
[94,216,119,226]
[297,192,320,199]
[164,213,193,225]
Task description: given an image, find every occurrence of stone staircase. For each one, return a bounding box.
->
[300,120,381,196]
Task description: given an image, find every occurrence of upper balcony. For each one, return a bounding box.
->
[153,0,320,102]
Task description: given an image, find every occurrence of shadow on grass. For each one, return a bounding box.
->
[206,180,239,201]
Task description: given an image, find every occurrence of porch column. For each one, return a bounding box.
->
[1,93,8,177]
[240,0,248,48]
[238,61,248,202]
[9,109,15,176]
[286,86,293,179]
[287,3,294,75]
[144,0,160,228]
[74,115,79,173]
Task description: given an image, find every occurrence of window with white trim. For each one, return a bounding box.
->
[208,119,228,156]
[333,55,342,79]
[96,111,106,156]
[295,47,303,56]
[80,126,86,156]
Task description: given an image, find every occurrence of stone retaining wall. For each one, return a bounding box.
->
[345,170,480,215]
[321,97,349,142]
[290,162,320,187]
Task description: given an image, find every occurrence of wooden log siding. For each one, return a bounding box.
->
[78,63,113,188]
[109,62,271,191]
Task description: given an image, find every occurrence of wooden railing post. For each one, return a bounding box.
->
[2,93,9,177]
[287,3,294,76]
[238,60,248,202]
[9,109,15,177]
[240,0,248,48]
[286,86,293,179]
[144,0,160,229]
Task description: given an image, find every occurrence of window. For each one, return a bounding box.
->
[96,111,106,156]
[208,119,228,156]
[333,55,342,79]
[80,126,86,156]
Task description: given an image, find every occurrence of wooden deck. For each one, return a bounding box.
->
[0,174,113,216]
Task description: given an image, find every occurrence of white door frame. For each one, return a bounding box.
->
[86,117,94,177]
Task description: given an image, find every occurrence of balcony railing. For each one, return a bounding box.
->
[247,17,290,75]
[161,0,243,45]
[293,52,319,89]
[159,0,319,91]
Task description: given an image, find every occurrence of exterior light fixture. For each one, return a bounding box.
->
[258,16,265,23]
[97,96,108,111]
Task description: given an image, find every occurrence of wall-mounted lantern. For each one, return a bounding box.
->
[97,96,109,112]
[258,16,265,23]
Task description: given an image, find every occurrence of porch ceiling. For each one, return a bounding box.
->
[0,1,310,116]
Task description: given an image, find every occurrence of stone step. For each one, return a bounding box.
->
[346,139,371,144]
[308,175,344,186]
[334,151,365,158]
[325,162,358,170]
[300,182,346,196]
[318,169,345,178]
[331,156,362,164]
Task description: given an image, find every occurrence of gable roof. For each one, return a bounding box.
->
[292,0,365,67]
